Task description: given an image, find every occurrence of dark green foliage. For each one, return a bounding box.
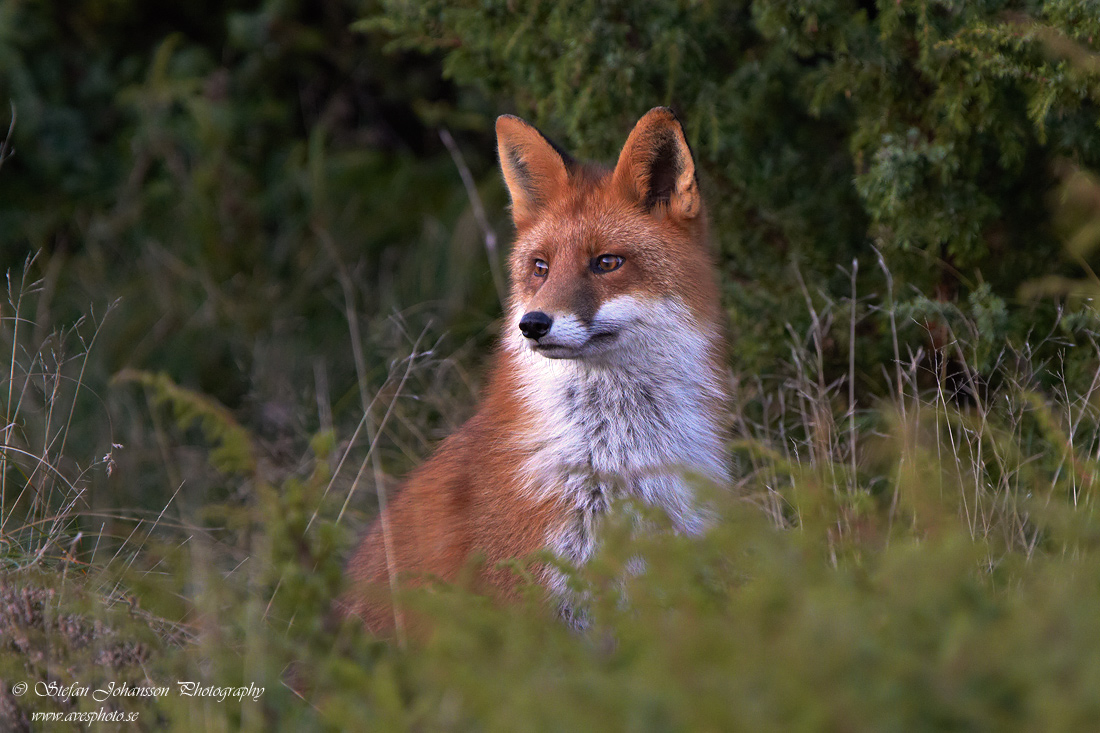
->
[370,0,1100,378]
[114,368,257,476]
[0,0,502,411]
[5,1,1100,730]
[0,0,507,524]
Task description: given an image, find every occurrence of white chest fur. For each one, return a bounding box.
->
[507,297,728,567]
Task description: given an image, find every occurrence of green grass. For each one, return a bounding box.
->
[4,247,1100,731]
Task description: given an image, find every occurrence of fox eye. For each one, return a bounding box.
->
[592,254,624,273]
[533,259,549,278]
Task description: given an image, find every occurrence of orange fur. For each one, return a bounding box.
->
[338,108,726,633]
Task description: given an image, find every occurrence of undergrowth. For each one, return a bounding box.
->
[4,246,1100,731]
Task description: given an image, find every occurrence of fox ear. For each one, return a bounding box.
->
[612,107,700,219]
[496,115,574,228]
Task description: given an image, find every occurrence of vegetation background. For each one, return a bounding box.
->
[3,0,1100,729]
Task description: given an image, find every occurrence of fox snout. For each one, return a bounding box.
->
[517,298,643,360]
[518,311,553,340]
[518,308,598,358]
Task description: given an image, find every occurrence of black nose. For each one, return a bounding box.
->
[519,311,553,340]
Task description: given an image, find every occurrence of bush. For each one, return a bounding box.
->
[368,0,1100,378]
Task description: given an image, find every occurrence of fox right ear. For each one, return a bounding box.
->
[612,107,701,220]
[496,115,573,228]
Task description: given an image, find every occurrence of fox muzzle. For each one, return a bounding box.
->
[519,311,553,340]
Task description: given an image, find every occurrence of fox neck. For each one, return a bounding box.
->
[500,297,729,569]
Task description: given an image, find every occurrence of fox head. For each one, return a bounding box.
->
[496,108,722,364]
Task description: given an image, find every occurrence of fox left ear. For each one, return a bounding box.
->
[612,107,700,219]
[496,115,575,228]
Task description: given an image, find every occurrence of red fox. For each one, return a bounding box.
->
[340,107,729,632]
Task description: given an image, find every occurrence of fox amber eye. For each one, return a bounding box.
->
[592,254,624,273]
[533,259,549,278]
